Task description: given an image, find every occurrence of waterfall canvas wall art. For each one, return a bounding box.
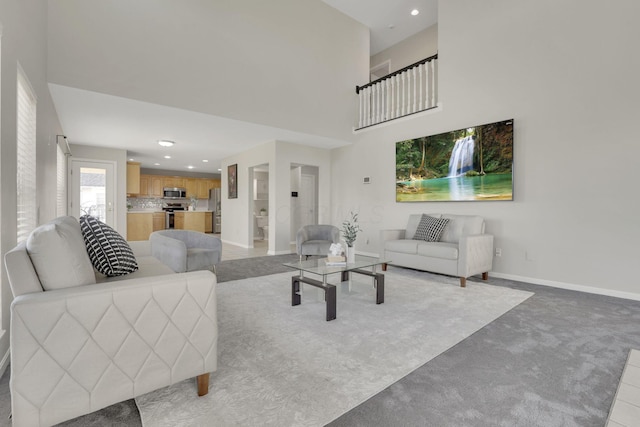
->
[396,119,513,202]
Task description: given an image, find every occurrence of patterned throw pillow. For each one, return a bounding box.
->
[412,214,450,242]
[79,215,138,276]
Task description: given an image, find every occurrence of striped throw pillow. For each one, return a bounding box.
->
[79,215,138,276]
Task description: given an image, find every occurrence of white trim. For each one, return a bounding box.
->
[221,239,251,249]
[491,272,640,302]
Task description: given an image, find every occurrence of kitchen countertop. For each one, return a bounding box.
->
[127,210,164,214]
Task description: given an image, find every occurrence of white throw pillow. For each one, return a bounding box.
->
[26,216,97,290]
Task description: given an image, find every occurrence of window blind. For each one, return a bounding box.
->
[57,142,67,216]
[17,69,37,244]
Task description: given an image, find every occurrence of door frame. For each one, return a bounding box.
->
[68,158,117,228]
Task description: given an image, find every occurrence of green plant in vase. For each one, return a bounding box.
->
[341,211,362,262]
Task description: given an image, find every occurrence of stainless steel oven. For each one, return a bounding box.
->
[163,203,186,229]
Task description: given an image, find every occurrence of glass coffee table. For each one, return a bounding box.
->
[283,255,389,321]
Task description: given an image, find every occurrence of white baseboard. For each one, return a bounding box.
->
[491,272,640,302]
[221,239,251,249]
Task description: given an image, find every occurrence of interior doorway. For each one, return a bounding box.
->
[290,164,319,241]
[69,159,116,227]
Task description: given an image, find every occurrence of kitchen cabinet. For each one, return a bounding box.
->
[163,176,185,188]
[126,162,141,194]
[127,212,153,241]
[138,175,150,196]
[149,176,164,197]
[185,178,199,199]
[174,211,207,233]
[152,212,165,231]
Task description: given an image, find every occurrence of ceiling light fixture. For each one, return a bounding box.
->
[187,165,195,169]
[164,155,171,159]
[154,163,160,166]
[411,9,419,16]
[202,159,209,163]
[158,140,175,147]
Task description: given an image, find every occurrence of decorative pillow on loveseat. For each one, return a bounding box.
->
[26,216,97,291]
[412,214,450,242]
[79,215,138,276]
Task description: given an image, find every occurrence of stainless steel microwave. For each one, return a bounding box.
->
[163,187,187,199]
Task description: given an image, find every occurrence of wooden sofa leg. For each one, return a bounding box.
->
[482,272,489,281]
[197,373,210,396]
[382,263,387,271]
[460,277,466,287]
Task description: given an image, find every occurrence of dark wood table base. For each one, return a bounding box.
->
[291,268,385,321]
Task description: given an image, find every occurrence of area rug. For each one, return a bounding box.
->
[135,268,533,426]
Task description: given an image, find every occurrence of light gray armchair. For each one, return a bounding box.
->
[150,230,222,273]
[296,224,341,260]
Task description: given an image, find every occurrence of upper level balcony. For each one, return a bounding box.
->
[355,54,438,130]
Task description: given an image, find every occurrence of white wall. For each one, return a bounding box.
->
[222,141,331,254]
[370,24,438,74]
[68,144,128,237]
[332,0,640,298]
[0,0,63,375]
[46,0,369,142]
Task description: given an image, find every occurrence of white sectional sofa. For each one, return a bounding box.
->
[380,213,494,287]
[4,216,218,427]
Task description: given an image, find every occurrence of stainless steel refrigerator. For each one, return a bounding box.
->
[208,188,221,233]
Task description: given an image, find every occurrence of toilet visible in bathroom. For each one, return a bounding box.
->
[256,215,269,240]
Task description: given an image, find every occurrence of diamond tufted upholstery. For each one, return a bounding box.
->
[4,216,218,427]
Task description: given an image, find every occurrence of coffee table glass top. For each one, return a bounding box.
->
[283,255,388,276]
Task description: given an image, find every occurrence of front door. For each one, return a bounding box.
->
[69,159,116,227]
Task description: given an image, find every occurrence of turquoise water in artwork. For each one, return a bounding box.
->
[396,173,513,202]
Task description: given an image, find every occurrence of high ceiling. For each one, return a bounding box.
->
[322,0,438,55]
[50,1,437,174]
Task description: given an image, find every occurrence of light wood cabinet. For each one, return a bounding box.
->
[138,175,150,196]
[205,212,213,233]
[126,162,141,194]
[149,176,164,197]
[127,213,153,241]
[152,212,165,231]
[174,212,207,233]
[197,179,218,199]
[185,178,199,199]
[163,176,185,188]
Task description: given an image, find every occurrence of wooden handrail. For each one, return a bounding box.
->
[356,53,438,94]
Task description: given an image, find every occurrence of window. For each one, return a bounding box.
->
[17,66,37,243]
[56,138,68,216]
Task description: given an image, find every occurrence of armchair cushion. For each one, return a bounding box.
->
[296,225,341,256]
[26,216,96,291]
[80,215,138,277]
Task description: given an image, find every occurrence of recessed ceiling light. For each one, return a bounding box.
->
[154,163,160,166]
[218,169,221,171]
[202,159,209,163]
[129,158,134,161]
[158,140,175,147]
[411,9,419,16]
[187,165,195,169]
[164,155,171,159]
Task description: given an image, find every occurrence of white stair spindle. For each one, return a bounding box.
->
[433,58,438,106]
[385,78,390,121]
[396,74,401,118]
[418,64,424,111]
[390,76,395,119]
[401,72,406,116]
[413,67,418,113]
[358,89,363,128]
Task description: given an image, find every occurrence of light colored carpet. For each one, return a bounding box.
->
[135,268,533,426]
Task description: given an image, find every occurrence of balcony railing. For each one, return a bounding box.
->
[355,54,438,130]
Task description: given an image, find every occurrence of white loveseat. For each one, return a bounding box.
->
[4,216,218,427]
[380,213,494,287]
